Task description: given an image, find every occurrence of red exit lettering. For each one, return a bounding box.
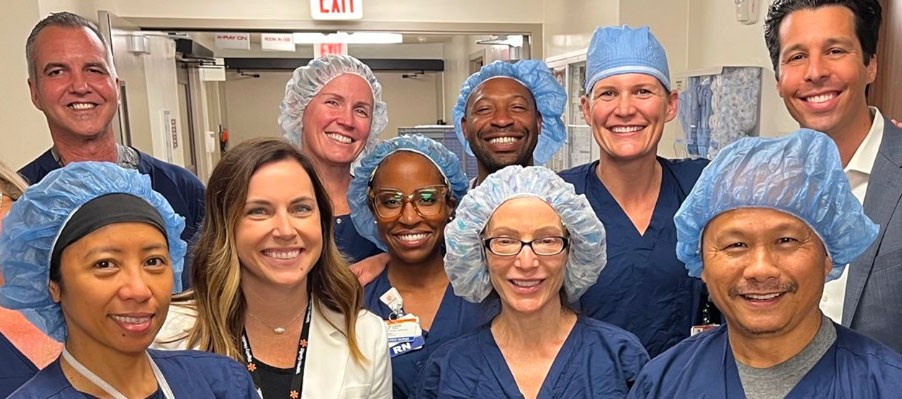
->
[320,0,355,13]
[318,43,346,55]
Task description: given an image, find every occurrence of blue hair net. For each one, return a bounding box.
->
[452,60,566,165]
[674,129,878,281]
[348,135,469,251]
[444,165,606,303]
[0,162,187,342]
[278,55,388,157]
[585,25,671,94]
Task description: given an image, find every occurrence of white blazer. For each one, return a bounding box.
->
[154,300,392,398]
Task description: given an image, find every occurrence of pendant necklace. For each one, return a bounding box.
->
[247,307,305,334]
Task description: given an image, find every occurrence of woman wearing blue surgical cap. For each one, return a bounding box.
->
[558,25,713,357]
[348,135,498,398]
[0,162,256,398]
[279,55,390,274]
[414,165,648,398]
[0,161,60,397]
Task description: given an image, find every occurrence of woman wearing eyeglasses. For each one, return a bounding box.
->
[348,135,498,399]
[414,165,648,399]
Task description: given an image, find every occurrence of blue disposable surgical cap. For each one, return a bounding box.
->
[349,135,469,251]
[674,129,878,281]
[452,60,566,165]
[584,25,671,94]
[278,55,388,158]
[0,162,187,342]
[444,165,606,303]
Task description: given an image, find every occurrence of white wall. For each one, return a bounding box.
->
[543,0,619,58]
[223,71,286,147]
[377,71,439,137]
[1,0,51,169]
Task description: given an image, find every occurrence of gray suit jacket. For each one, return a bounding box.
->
[843,115,902,353]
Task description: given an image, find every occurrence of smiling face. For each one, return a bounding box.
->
[370,152,452,265]
[51,222,172,356]
[300,74,375,168]
[28,26,119,142]
[462,78,541,174]
[775,5,876,138]
[235,159,323,292]
[581,73,677,163]
[701,208,830,340]
[484,197,567,316]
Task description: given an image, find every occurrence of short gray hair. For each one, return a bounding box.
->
[26,12,117,81]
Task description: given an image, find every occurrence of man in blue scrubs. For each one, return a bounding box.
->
[559,26,710,357]
[454,60,567,187]
[630,130,902,398]
[18,12,205,290]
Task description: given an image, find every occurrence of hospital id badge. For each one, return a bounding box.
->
[691,323,719,336]
[389,335,425,358]
[385,315,424,358]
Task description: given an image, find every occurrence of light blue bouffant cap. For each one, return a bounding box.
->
[278,55,388,154]
[444,165,606,303]
[0,162,187,342]
[349,135,470,251]
[452,60,567,165]
[585,25,671,94]
[674,129,879,281]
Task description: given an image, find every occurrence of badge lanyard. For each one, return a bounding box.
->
[61,347,174,399]
[242,299,313,399]
[380,287,425,358]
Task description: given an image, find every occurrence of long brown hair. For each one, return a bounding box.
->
[178,137,366,363]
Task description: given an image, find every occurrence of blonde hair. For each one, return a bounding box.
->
[0,161,27,201]
[175,138,367,363]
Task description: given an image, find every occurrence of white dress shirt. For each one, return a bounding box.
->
[820,107,885,323]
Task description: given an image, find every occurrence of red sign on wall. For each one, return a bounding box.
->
[311,0,363,20]
[314,42,349,58]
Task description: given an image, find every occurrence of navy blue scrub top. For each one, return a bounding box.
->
[0,332,37,398]
[414,316,649,398]
[364,269,498,399]
[559,157,709,357]
[334,214,382,264]
[629,323,902,398]
[8,349,257,398]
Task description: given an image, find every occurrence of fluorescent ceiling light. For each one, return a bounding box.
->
[292,32,403,44]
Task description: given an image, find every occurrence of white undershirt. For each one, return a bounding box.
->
[820,107,884,323]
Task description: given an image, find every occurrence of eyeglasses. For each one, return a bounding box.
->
[482,236,570,256]
[369,185,448,220]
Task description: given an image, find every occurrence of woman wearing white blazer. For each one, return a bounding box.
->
[156,138,391,398]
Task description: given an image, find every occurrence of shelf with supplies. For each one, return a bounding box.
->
[545,49,598,171]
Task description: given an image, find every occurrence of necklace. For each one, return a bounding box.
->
[246,307,305,334]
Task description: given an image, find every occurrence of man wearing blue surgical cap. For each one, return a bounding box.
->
[629,130,902,398]
[454,60,567,186]
[559,25,711,357]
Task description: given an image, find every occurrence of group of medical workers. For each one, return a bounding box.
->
[1,0,902,397]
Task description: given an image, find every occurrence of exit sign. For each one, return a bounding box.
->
[311,0,363,20]
[314,42,348,58]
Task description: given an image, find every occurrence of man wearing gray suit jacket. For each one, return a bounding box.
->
[765,0,902,352]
